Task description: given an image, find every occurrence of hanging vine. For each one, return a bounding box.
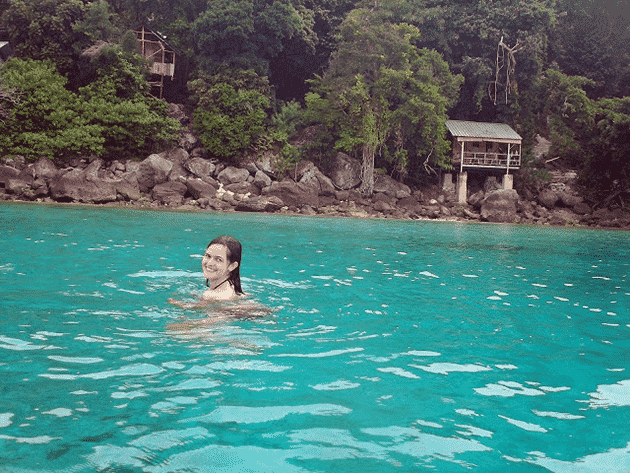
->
[490,36,525,105]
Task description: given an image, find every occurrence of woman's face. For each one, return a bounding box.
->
[202,244,238,284]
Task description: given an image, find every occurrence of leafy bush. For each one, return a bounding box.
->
[0,57,179,162]
[189,68,271,161]
[0,59,105,159]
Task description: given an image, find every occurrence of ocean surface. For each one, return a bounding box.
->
[1,202,629,472]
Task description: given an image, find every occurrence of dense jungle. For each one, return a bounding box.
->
[1,0,629,202]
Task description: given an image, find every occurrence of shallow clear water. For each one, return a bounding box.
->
[1,202,629,472]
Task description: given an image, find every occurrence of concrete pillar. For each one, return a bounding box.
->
[503,174,513,190]
[456,172,468,204]
[442,173,454,191]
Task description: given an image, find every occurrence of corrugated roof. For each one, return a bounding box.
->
[446,120,522,141]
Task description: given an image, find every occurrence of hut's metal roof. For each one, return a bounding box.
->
[445,120,522,141]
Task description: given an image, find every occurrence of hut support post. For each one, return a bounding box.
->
[457,171,468,204]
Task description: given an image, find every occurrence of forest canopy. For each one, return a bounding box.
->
[1,0,630,196]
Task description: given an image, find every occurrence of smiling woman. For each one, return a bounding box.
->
[168,235,244,307]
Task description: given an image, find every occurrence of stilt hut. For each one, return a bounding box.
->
[444,120,522,203]
[132,24,180,99]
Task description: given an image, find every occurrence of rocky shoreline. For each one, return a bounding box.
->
[1,146,629,230]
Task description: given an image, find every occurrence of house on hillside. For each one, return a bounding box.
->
[444,120,522,203]
[132,24,182,99]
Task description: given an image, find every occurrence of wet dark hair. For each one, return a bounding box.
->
[206,235,243,294]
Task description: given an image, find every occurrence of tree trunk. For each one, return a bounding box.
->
[359,142,375,195]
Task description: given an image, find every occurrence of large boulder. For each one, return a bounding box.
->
[137,154,173,192]
[5,179,34,199]
[297,161,336,196]
[467,190,485,208]
[217,166,250,185]
[152,181,188,206]
[483,176,502,193]
[235,196,285,212]
[185,158,216,182]
[225,182,261,196]
[538,189,559,209]
[113,172,141,201]
[329,152,361,190]
[373,173,411,199]
[50,168,117,203]
[0,165,20,188]
[557,192,583,208]
[480,189,519,223]
[179,132,199,152]
[262,179,320,208]
[396,196,423,214]
[253,170,272,189]
[573,202,592,215]
[32,157,59,181]
[185,178,218,200]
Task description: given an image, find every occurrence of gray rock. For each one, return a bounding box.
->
[137,154,173,192]
[329,152,361,190]
[262,179,320,208]
[32,178,49,197]
[463,208,480,219]
[396,196,422,214]
[17,165,35,185]
[558,192,583,207]
[217,166,250,185]
[483,176,502,193]
[538,189,559,209]
[480,189,519,223]
[373,173,411,198]
[298,161,337,196]
[152,181,188,206]
[164,147,189,165]
[235,196,285,213]
[185,157,216,182]
[50,169,117,203]
[114,172,141,201]
[185,178,218,200]
[5,179,33,198]
[179,133,199,152]
[573,202,591,215]
[32,157,58,181]
[225,182,261,197]
[0,165,20,187]
[253,170,272,189]
[467,190,485,208]
[373,200,394,212]
[301,205,317,215]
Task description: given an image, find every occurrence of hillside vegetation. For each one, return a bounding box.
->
[1,0,629,199]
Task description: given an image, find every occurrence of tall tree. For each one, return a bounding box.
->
[191,0,316,75]
[307,8,462,193]
[2,0,89,74]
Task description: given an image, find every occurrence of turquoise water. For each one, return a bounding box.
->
[1,202,629,472]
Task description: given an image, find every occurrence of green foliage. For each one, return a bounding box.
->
[520,65,595,166]
[581,97,630,195]
[72,0,118,43]
[3,0,89,74]
[0,58,179,161]
[192,0,316,74]
[189,68,271,161]
[0,59,104,159]
[306,8,462,192]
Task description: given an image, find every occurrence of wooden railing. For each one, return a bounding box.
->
[455,152,521,168]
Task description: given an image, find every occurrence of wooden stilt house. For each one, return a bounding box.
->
[132,24,180,99]
[444,120,523,203]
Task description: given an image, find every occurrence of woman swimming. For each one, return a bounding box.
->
[201,235,244,301]
[167,235,244,307]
